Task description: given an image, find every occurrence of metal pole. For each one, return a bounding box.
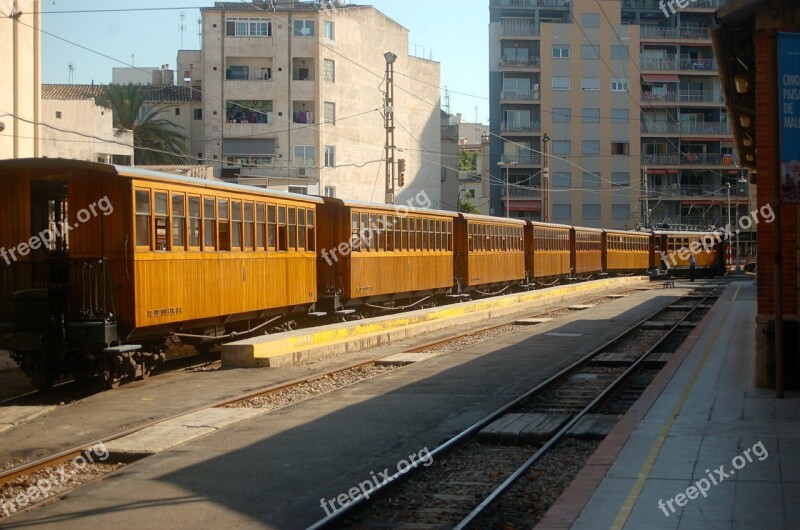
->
[769,30,784,398]
[727,182,732,270]
[505,165,509,218]
[542,133,550,222]
[643,165,649,227]
[384,52,396,204]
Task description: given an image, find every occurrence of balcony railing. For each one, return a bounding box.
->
[501,22,540,37]
[641,91,725,104]
[493,0,569,7]
[501,154,542,165]
[647,184,749,198]
[502,185,542,199]
[639,26,711,40]
[441,125,459,140]
[501,122,541,133]
[641,121,732,135]
[641,57,717,71]
[643,153,736,166]
[500,90,541,101]
[622,0,718,8]
[500,56,541,68]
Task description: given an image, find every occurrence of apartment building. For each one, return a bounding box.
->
[489,0,744,234]
[189,1,442,205]
[0,0,41,159]
[440,112,490,214]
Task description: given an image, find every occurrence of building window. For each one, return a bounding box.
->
[552,108,571,122]
[226,17,272,37]
[582,141,601,155]
[582,108,600,123]
[225,155,274,167]
[611,141,630,154]
[193,108,202,120]
[553,171,571,187]
[552,45,570,58]
[581,13,600,28]
[581,45,599,60]
[324,21,334,40]
[175,108,181,116]
[324,145,336,167]
[55,111,62,119]
[552,76,570,91]
[611,45,629,60]
[582,171,601,187]
[582,76,600,91]
[323,59,335,82]
[294,145,315,167]
[226,100,273,123]
[552,140,571,156]
[288,186,308,195]
[324,101,336,124]
[612,171,630,187]
[611,78,629,92]
[324,186,336,198]
[612,203,630,220]
[582,203,601,220]
[611,109,629,123]
[553,204,571,220]
[293,19,315,36]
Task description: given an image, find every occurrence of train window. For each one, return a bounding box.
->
[278,205,287,251]
[154,192,169,251]
[447,220,453,251]
[401,217,409,250]
[369,214,378,251]
[204,198,216,250]
[244,202,254,250]
[468,224,474,252]
[231,201,242,250]
[376,215,385,251]
[420,219,428,250]
[172,194,186,250]
[415,218,422,250]
[306,209,316,252]
[256,203,266,249]
[268,204,277,250]
[359,213,368,250]
[391,216,400,252]
[351,213,360,251]
[432,220,439,251]
[135,190,151,248]
[218,199,231,251]
[288,207,297,250]
[298,208,306,250]
[189,196,201,248]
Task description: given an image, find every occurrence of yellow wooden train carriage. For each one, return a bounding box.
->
[317,198,457,307]
[526,221,572,280]
[603,229,650,272]
[573,227,603,274]
[455,214,526,289]
[654,231,725,274]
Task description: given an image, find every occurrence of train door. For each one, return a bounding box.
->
[28,179,70,289]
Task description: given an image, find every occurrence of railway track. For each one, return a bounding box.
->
[0,281,661,519]
[306,283,724,530]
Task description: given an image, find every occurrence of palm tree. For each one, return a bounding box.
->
[97,83,189,165]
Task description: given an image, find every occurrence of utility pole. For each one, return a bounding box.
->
[643,165,649,227]
[542,133,550,222]
[384,52,397,204]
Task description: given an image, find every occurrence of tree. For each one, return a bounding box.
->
[97,84,188,165]
[458,148,477,171]
[458,197,480,214]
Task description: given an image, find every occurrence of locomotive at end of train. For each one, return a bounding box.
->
[0,160,725,390]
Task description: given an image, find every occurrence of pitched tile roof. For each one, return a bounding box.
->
[42,84,201,103]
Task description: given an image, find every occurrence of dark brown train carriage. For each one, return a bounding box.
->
[0,159,320,387]
[602,229,650,273]
[652,230,725,276]
[572,227,603,276]
[316,198,457,312]
[525,221,572,284]
[454,214,526,294]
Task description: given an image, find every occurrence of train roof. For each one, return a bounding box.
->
[603,228,652,237]
[321,196,458,217]
[573,226,604,234]
[458,213,527,226]
[529,221,573,230]
[0,158,324,204]
[652,230,724,236]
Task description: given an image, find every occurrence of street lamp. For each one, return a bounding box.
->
[737,171,749,270]
[497,160,517,218]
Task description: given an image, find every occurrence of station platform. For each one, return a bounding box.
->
[540,278,800,529]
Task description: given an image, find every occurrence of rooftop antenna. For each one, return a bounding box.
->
[68,62,74,84]
[443,86,451,114]
[197,17,202,46]
[180,11,186,49]
[131,53,134,66]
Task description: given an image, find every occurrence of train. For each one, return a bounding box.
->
[0,159,725,388]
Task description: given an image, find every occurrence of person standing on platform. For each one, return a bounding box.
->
[689,254,696,282]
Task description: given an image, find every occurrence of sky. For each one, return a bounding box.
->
[39,0,490,123]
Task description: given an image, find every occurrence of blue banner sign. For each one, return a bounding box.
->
[779,33,800,203]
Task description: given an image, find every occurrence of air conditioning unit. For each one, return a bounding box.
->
[298,168,307,176]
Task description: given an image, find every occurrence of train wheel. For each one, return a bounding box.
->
[102,355,124,389]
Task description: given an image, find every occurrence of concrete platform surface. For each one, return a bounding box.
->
[0,283,700,529]
[540,278,800,529]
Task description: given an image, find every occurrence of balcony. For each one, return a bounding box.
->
[500,90,541,102]
[501,122,541,133]
[647,184,749,199]
[643,153,736,166]
[492,0,569,7]
[501,22,540,37]
[641,56,717,72]
[641,91,725,105]
[502,184,542,199]
[500,56,541,69]
[641,121,732,135]
[441,124,459,140]
[639,26,711,41]
[500,154,542,166]
[622,0,718,8]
